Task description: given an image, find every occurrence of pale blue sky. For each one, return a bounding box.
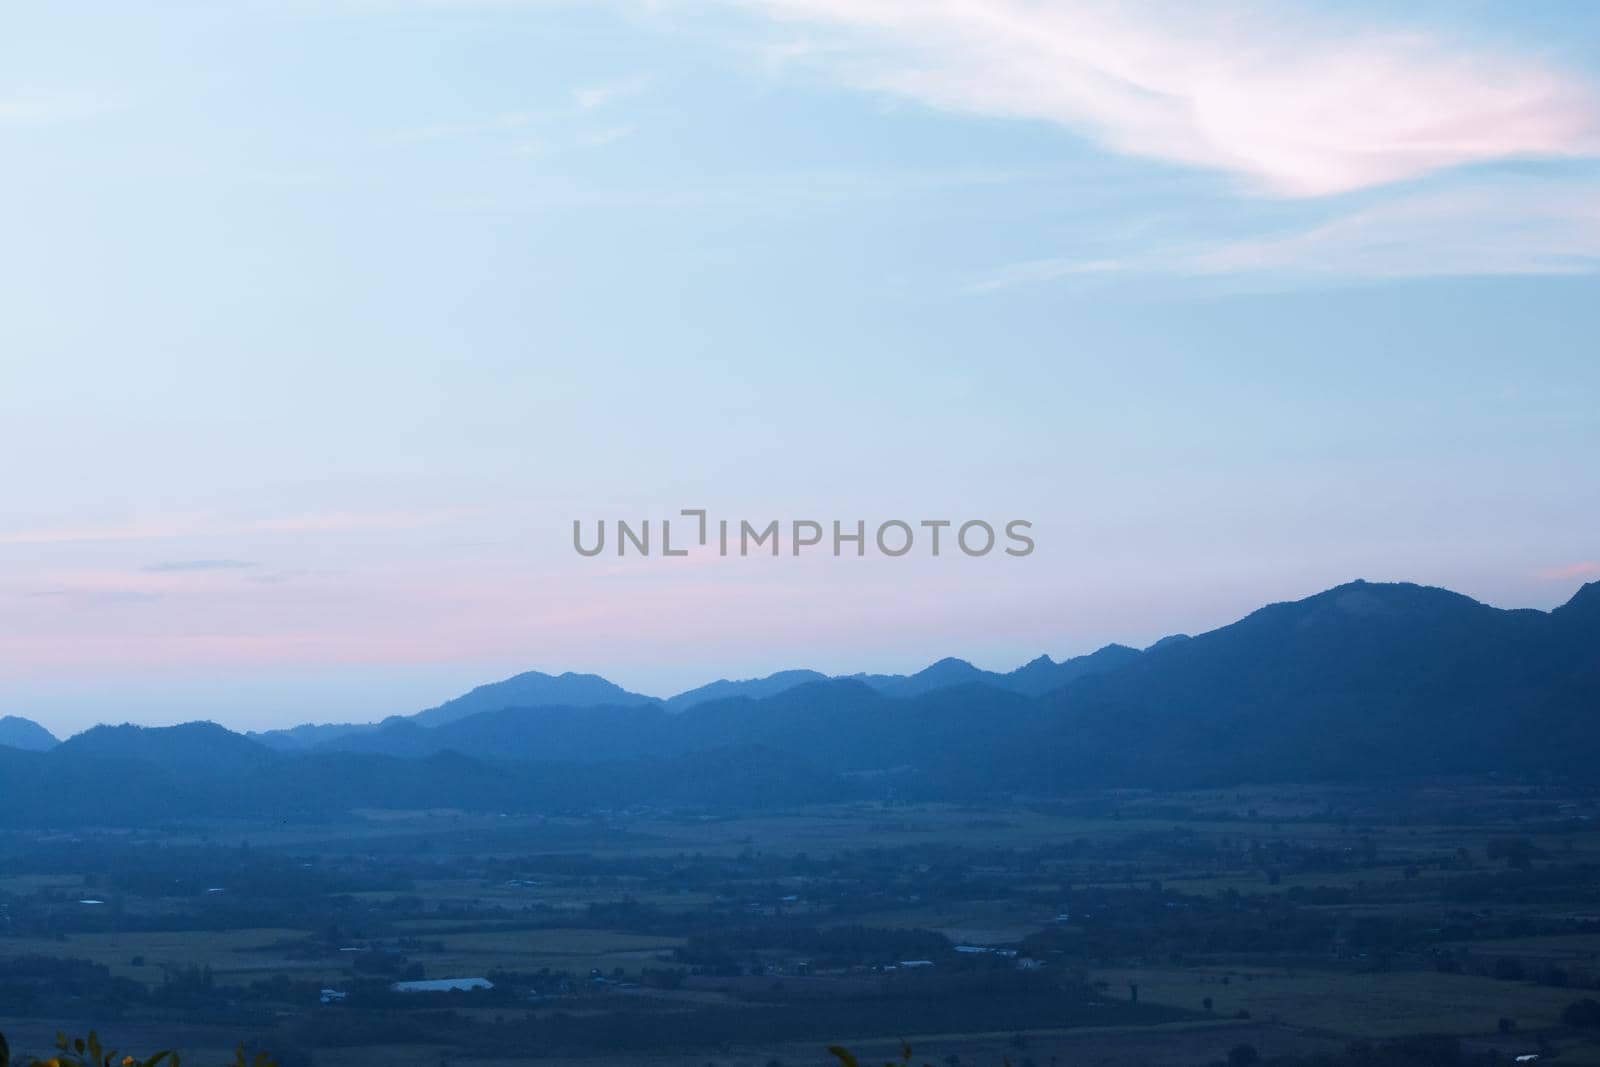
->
[3,1,1598,734]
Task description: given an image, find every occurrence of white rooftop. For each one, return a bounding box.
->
[391,978,494,993]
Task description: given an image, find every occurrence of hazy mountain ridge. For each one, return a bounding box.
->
[664,669,831,711]
[250,669,663,749]
[306,644,1143,756]
[251,644,1140,748]
[409,669,657,727]
[1014,580,1600,785]
[0,715,57,752]
[251,721,376,751]
[13,579,1594,827]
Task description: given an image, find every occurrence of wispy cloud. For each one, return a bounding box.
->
[143,559,259,573]
[244,570,311,586]
[1539,561,1600,582]
[385,111,537,145]
[0,88,119,126]
[386,73,649,154]
[585,123,638,147]
[446,163,1044,213]
[0,507,484,546]
[26,588,164,608]
[573,74,652,111]
[1192,180,1600,277]
[972,175,1600,287]
[733,0,1600,197]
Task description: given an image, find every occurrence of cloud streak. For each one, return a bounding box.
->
[1539,561,1600,582]
[734,0,1600,197]
[0,89,118,125]
[25,588,164,608]
[972,175,1600,286]
[143,559,259,573]
[0,507,485,546]
[573,74,652,111]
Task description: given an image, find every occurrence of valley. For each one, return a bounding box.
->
[3,785,1600,1066]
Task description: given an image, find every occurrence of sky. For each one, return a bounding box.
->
[3,0,1599,736]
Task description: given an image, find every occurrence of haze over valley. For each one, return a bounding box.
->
[5,579,1597,825]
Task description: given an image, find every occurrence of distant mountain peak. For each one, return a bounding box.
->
[57,720,273,771]
[1558,579,1600,615]
[1324,578,1474,604]
[1144,634,1190,652]
[994,643,1142,698]
[410,668,656,728]
[1248,581,1487,631]
[916,657,980,675]
[665,669,830,712]
[0,715,58,752]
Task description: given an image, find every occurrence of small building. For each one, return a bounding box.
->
[391,977,494,994]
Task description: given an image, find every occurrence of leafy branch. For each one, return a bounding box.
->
[0,1032,276,1067]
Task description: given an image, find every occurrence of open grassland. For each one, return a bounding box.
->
[390,923,684,976]
[1093,964,1588,1038]
[0,928,319,983]
[4,783,1600,1066]
[0,923,683,985]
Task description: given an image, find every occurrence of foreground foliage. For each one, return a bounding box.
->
[0,1033,276,1067]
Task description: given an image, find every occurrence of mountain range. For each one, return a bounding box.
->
[3,579,1596,826]
[244,641,1147,749]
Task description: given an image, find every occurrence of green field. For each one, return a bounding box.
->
[1094,964,1586,1038]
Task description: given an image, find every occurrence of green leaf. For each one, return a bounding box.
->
[827,1047,861,1067]
[1,1030,11,1067]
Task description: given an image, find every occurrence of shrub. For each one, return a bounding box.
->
[0,1032,177,1067]
[1226,1044,1261,1067]
[1490,957,1526,981]
[0,1032,279,1067]
[1563,997,1600,1028]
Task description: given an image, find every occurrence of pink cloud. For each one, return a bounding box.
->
[0,507,487,546]
[1538,561,1600,581]
[740,0,1600,197]
[972,175,1600,285]
[0,554,1056,681]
